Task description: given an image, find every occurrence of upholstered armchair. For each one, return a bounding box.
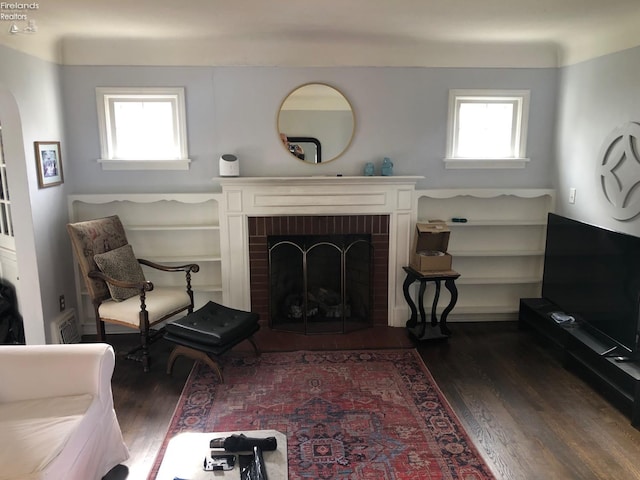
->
[67,215,199,372]
[0,343,129,480]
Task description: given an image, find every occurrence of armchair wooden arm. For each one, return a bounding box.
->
[137,259,200,274]
[137,259,199,297]
[88,269,154,292]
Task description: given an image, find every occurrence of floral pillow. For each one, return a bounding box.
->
[93,244,146,301]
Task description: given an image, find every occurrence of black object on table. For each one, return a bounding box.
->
[402,266,460,341]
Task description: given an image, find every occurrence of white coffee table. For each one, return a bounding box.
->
[155,430,287,480]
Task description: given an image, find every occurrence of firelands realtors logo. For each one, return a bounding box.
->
[0,2,39,34]
[1,2,39,20]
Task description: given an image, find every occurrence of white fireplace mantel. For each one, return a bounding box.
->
[217,176,423,327]
[218,175,423,186]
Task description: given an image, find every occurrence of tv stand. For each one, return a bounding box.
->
[519,298,640,429]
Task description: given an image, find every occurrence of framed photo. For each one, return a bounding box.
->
[34,141,64,188]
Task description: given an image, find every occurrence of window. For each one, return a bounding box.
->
[445,89,530,169]
[96,87,190,170]
[0,124,14,250]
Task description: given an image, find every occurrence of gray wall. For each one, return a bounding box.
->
[62,66,557,192]
[0,45,72,343]
[0,53,561,340]
[556,46,640,235]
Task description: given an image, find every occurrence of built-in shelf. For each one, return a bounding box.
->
[449,249,545,257]
[445,219,548,226]
[127,224,220,232]
[456,276,542,285]
[140,254,222,263]
[416,188,555,320]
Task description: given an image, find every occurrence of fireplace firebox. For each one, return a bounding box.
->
[248,214,390,331]
[269,234,372,334]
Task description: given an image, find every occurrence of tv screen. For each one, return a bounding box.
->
[542,213,640,355]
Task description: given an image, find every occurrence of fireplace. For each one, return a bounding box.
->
[269,233,372,334]
[248,215,389,330]
[218,176,420,328]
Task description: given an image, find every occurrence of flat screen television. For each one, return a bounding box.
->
[542,213,640,357]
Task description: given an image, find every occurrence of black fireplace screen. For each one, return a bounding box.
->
[268,234,372,334]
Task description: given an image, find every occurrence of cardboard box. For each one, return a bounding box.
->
[410,221,452,272]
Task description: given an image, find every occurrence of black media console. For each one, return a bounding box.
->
[519,298,640,429]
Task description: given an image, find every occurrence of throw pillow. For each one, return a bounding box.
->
[93,244,146,301]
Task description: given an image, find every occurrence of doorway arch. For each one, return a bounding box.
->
[0,83,44,344]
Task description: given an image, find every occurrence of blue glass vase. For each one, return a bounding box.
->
[381,157,394,176]
[364,162,375,176]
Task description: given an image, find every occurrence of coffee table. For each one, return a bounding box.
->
[155,430,287,480]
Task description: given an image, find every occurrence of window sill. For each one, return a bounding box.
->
[97,158,191,171]
[444,157,530,169]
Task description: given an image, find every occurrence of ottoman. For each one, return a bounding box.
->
[164,301,260,381]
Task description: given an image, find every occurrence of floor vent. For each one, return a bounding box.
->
[52,309,81,344]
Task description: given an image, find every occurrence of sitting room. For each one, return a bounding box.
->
[1,1,640,479]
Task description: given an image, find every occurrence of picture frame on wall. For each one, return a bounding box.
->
[34,141,64,188]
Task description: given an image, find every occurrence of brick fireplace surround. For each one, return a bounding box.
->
[218,176,421,328]
[248,214,390,326]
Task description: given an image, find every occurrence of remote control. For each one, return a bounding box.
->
[550,312,575,324]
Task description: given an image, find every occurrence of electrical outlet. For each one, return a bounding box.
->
[569,188,576,204]
[59,295,65,312]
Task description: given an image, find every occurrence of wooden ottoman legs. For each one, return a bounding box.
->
[248,337,260,356]
[167,345,224,382]
[166,338,260,383]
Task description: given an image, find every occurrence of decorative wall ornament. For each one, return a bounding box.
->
[597,122,640,220]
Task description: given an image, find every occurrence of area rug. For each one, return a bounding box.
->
[148,349,495,480]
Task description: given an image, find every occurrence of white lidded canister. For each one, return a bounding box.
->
[219,154,239,177]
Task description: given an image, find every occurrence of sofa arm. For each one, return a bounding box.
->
[0,343,115,404]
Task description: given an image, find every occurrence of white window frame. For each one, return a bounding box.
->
[0,125,14,251]
[444,89,530,169]
[96,87,190,171]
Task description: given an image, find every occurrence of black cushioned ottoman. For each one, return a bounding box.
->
[166,301,259,348]
[164,301,260,380]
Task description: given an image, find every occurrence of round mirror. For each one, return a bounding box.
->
[278,83,355,164]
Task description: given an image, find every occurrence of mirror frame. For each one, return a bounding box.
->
[277,82,355,164]
[287,136,322,163]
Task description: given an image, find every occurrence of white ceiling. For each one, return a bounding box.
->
[2,0,640,67]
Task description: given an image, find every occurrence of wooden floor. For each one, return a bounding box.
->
[103,322,640,480]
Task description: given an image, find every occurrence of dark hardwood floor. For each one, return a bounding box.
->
[103,322,640,480]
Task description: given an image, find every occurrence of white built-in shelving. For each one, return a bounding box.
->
[415,188,555,320]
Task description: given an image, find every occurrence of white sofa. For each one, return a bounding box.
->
[0,343,129,480]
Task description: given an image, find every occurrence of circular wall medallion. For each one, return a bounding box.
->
[597,122,640,220]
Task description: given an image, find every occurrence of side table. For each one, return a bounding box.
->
[402,266,460,341]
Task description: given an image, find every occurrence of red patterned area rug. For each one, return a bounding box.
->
[149,349,495,480]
